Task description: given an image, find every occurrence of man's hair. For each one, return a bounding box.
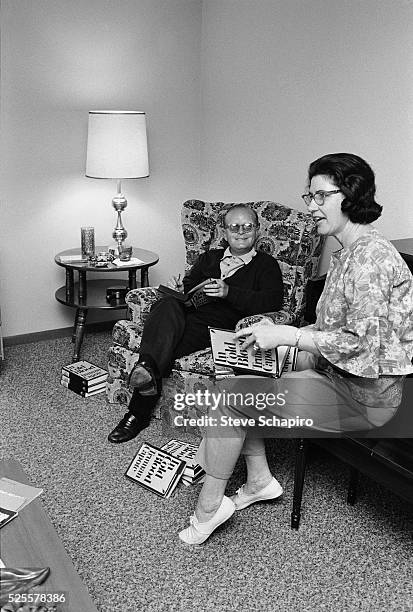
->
[308,153,382,224]
[223,204,259,227]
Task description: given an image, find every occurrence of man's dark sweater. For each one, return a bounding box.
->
[183,248,283,319]
[137,248,283,378]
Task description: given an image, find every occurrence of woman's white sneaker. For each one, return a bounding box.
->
[231,477,283,511]
[179,496,235,545]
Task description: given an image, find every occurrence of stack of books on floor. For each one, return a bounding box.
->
[125,440,205,498]
[60,360,108,397]
[161,439,205,486]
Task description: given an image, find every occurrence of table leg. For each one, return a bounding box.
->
[291,438,308,530]
[66,269,74,302]
[129,269,137,290]
[72,308,88,362]
[140,267,149,287]
[72,309,81,343]
[78,270,87,303]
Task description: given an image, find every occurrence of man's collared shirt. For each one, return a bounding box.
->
[220,247,257,280]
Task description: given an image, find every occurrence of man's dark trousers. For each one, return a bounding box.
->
[128,295,242,420]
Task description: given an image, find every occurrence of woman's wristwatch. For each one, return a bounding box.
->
[294,328,302,349]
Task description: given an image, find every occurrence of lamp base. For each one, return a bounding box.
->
[112,186,128,251]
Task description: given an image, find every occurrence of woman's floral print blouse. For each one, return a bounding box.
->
[310,229,413,378]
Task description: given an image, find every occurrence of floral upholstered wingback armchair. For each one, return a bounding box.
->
[106,200,324,428]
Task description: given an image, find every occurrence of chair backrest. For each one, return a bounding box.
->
[181,200,324,320]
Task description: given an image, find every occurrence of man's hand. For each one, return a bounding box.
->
[203,278,229,298]
[166,274,184,292]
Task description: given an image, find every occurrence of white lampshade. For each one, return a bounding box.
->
[85,110,149,179]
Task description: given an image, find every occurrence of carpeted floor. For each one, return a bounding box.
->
[1,331,412,612]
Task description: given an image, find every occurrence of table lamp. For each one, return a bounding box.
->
[85,110,149,253]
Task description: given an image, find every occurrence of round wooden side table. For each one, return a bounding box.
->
[55,246,159,361]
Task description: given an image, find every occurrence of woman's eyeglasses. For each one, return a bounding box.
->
[225,223,256,234]
[301,190,341,207]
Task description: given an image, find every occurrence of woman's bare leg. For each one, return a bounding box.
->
[195,475,228,522]
[244,453,273,494]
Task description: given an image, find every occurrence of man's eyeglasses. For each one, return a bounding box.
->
[301,190,341,207]
[225,223,256,234]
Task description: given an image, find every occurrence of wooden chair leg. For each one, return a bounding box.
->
[291,438,308,529]
[347,466,359,505]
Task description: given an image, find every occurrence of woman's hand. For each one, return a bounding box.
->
[203,278,229,298]
[167,274,184,292]
[235,322,297,350]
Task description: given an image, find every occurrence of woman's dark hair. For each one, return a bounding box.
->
[308,153,382,223]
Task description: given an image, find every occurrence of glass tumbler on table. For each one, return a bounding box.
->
[80,227,95,259]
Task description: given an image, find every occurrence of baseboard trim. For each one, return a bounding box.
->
[4,321,115,347]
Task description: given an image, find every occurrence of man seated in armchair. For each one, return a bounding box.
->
[108,204,284,443]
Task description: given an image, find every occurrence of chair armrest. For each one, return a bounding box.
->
[125,287,160,325]
[235,308,296,331]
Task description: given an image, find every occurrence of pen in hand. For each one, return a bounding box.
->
[175,274,184,290]
[172,273,184,291]
[166,273,184,291]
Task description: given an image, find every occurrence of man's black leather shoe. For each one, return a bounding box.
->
[107,412,149,444]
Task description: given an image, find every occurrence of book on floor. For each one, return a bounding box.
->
[209,327,295,378]
[60,373,107,392]
[181,473,206,487]
[0,507,18,529]
[161,439,205,483]
[61,360,108,386]
[60,377,106,397]
[125,442,186,498]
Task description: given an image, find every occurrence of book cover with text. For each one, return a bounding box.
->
[125,443,186,498]
[209,327,291,377]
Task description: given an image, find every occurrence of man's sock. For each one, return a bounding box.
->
[129,354,161,395]
[129,392,159,425]
[129,363,156,393]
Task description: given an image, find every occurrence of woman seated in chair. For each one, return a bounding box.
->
[178,152,413,545]
[108,204,284,443]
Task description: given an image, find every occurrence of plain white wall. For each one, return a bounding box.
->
[2,0,413,337]
[0,0,202,336]
[200,0,413,272]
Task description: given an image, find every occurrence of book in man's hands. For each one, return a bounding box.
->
[209,327,296,378]
[125,442,186,498]
[158,278,219,309]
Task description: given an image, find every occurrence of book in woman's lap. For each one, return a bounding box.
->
[209,327,297,378]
